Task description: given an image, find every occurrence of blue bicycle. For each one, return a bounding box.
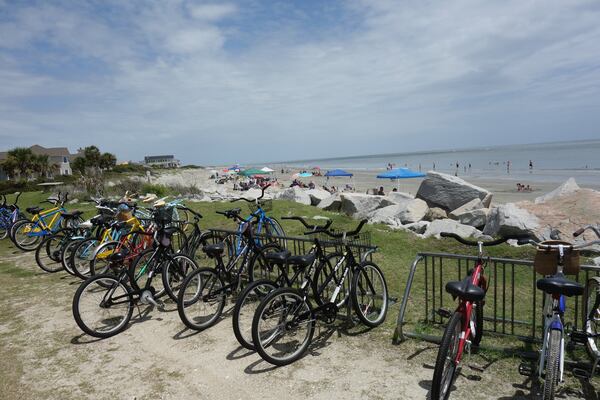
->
[0,192,24,240]
[227,185,286,254]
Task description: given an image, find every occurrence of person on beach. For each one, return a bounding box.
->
[433,162,436,171]
[377,186,385,196]
[392,188,398,192]
[529,160,533,173]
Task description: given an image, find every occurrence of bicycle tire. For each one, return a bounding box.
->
[162,254,199,302]
[311,252,347,307]
[62,238,83,276]
[262,217,287,249]
[350,261,388,327]
[584,277,600,359]
[71,238,99,279]
[247,243,284,284]
[72,274,134,338]
[472,301,484,346]
[9,217,29,242]
[34,233,66,273]
[129,248,166,298]
[177,267,226,330]
[232,278,277,350]
[431,311,462,400]
[12,220,43,251]
[543,329,561,400]
[252,287,315,366]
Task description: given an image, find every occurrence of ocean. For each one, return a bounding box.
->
[275,140,600,185]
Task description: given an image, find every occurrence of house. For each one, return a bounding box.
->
[0,144,80,180]
[144,155,180,168]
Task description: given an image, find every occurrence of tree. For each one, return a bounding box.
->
[99,152,117,170]
[72,157,86,175]
[83,146,101,169]
[31,154,50,179]
[1,157,18,180]
[7,147,34,179]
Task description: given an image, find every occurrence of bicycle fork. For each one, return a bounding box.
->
[539,294,565,382]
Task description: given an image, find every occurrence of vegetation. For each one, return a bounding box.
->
[0,147,53,180]
[71,146,116,175]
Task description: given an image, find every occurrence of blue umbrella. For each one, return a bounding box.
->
[325,169,353,177]
[377,168,425,190]
[298,172,313,178]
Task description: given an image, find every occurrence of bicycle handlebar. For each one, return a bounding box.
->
[177,205,203,219]
[518,237,600,250]
[309,219,367,239]
[440,232,531,247]
[573,225,600,239]
[230,184,271,203]
[281,216,333,232]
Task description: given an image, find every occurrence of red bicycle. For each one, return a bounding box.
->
[431,232,526,400]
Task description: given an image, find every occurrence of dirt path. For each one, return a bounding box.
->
[1,248,595,400]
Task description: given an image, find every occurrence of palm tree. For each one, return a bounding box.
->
[32,154,50,179]
[1,158,18,180]
[83,146,101,170]
[7,147,34,179]
[72,157,86,175]
[100,152,117,171]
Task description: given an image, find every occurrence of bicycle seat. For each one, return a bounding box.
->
[61,210,83,218]
[163,226,179,237]
[265,250,291,264]
[537,274,584,297]
[203,243,225,258]
[288,253,316,268]
[108,248,130,262]
[445,277,485,302]
[26,207,43,214]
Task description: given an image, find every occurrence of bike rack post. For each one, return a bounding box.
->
[393,254,424,344]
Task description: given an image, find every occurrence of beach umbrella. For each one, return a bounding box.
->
[239,168,265,177]
[325,169,353,177]
[260,167,275,173]
[376,168,425,190]
[298,172,313,178]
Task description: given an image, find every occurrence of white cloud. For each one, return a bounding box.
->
[188,3,237,21]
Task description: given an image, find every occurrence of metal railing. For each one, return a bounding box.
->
[393,252,600,345]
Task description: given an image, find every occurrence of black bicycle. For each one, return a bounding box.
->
[251,219,388,366]
[232,216,333,350]
[176,208,281,331]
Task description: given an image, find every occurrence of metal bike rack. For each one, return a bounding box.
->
[393,252,600,345]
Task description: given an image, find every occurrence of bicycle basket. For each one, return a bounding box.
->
[249,199,273,213]
[534,240,580,275]
[153,206,173,226]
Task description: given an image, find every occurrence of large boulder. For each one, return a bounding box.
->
[535,178,580,204]
[340,193,395,218]
[424,219,487,239]
[483,203,541,238]
[404,221,430,234]
[317,193,342,211]
[367,198,429,225]
[276,187,312,205]
[416,171,492,211]
[454,208,489,228]
[385,191,414,205]
[424,207,447,221]
[306,189,332,206]
[449,198,484,218]
[399,198,429,223]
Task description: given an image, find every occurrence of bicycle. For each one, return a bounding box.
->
[251,219,388,366]
[12,192,82,251]
[231,216,332,351]
[0,192,24,240]
[176,207,281,331]
[431,232,527,400]
[515,234,600,400]
[72,210,197,338]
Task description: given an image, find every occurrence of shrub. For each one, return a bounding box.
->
[141,183,169,197]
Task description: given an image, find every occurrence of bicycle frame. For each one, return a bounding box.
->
[27,207,65,236]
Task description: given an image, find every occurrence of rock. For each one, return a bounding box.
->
[68,198,79,204]
[483,203,541,238]
[416,171,492,211]
[399,198,429,224]
[455,208,489,228]
[367,204,404,226]
[593,257,600,266]
[535,178,580,204]
[385,192,414,205]
[244,188,264,200]
[276,187,312,205]
[482,193,493,208]
[340,193,395,218]
[404,221,430,234]
[306,189,332,206]
[424,219,488,239]
[424,207,447,221]
[449,198,484,218]
[317,194,342,211]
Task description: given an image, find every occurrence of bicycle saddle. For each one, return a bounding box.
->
[26,207,42,214]
[265,250,291,263]
[288,254,316,268]
[203,242,225,257]
[162,226,179,237]
[61,210,83,218]
[445,277,485,302]
[537,274,584,297]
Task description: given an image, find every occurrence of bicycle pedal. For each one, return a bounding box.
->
[518,363,535,377]
[436,308,452,319]
[467,364,484,372]
[572,368,590,380]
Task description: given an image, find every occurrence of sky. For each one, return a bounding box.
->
[1,0,599,165]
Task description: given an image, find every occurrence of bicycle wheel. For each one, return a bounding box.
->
[62,238,83,276]
[72,274,134,338]
[190,231,223,268]
[252,287,315,366]
[311,252,347,307]
[13,220,43,251]
[162,254,199,302]
[351,261,388,327]
[584,277,600,359]
[177,267,226,330]
[129,249,166,298]
[431,312,462,400]
[262,217,287,249]
[34,233,66,273]
[90,241,120,276]
[543,329,561,400]
[247,243,284,283]
[472,301,484,346]
[232,279,278,350]
[9,217,28,242]
[71,238,99,279]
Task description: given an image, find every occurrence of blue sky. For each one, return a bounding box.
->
[1,0,599,164]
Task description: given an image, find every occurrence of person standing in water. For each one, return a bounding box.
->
[529,160,533,173]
